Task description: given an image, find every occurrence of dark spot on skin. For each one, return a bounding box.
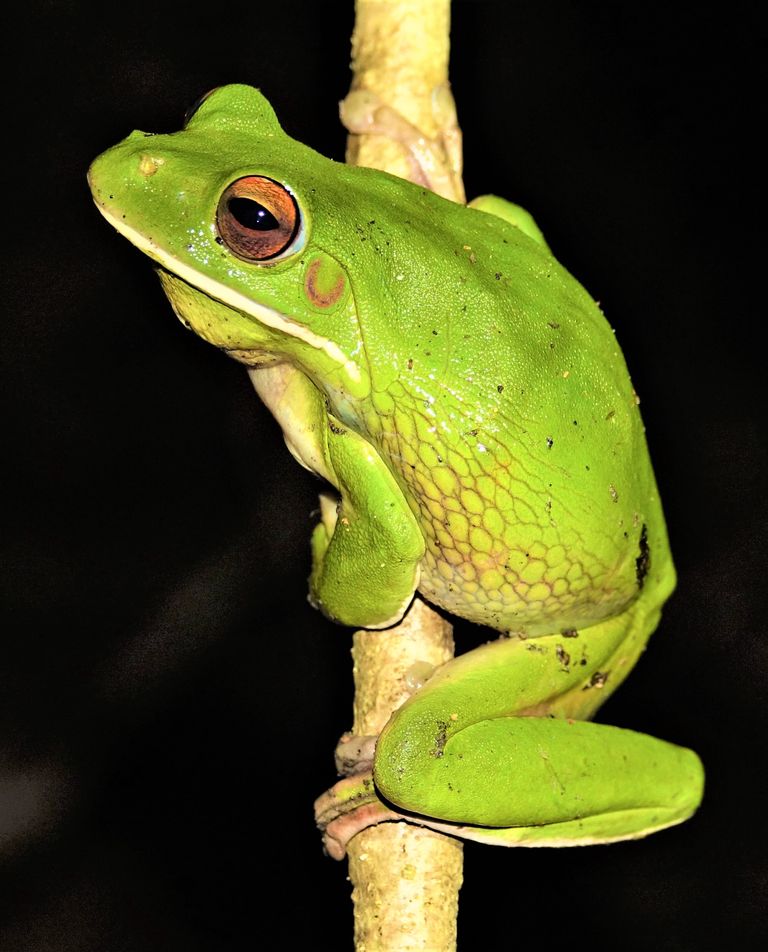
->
[407,358,413,369]
[546,437,554,449]
[582,671,609,690]
[431,721,449,758]
[495,272,502,280]
[214,235,224,245]
[547,322,560,329]
[605,409,616,421]
[525,643,547,654]
[328,420,347,436]
[556,645,571,669]
[561,628,578,638]
[635,523,650,588]
[497,385,504,393]
[432,329,438,335]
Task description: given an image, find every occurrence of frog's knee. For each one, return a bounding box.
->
[469,194,549,249]
[372,707,445,809]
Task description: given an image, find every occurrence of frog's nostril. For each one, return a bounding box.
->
[138,154,165,177]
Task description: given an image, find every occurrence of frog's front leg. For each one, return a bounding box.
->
[317,594,704,857]
[250,364,425,629]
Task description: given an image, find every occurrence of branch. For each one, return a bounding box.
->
[339,2,466,949]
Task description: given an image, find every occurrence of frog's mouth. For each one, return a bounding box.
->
[92,199,362,385]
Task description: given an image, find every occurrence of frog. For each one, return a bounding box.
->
[88,84,703,859]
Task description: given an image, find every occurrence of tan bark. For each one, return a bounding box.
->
[348,602,462,952]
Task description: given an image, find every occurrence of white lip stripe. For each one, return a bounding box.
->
[96,203,360,382]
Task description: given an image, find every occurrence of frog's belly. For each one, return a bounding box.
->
[416,543,635,636]
[369,394,645,634]
[394,461,638,636]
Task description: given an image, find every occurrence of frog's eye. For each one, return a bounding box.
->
[183,87,220,127]
[216,176,301,262]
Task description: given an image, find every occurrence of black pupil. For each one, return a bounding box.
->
[228,197,279,231]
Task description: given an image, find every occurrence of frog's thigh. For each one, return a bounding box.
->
[469,194,550,249]
[310,414,425,629]
[374,603,704,844]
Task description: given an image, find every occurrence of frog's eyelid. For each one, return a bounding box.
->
[269,222,306,260]
[183,87,220,127]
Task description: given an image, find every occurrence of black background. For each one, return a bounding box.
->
[2,1,765,948]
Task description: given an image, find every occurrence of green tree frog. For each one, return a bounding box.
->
[89,85,703,858]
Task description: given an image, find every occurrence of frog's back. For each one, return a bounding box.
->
[353,193,673,635]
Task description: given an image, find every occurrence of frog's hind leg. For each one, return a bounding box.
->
[389,716,703,848]
[468,195,550,249]
[317,722,701,857]
[372,600,704,847]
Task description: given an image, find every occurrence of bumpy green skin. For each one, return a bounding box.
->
[89,85,703,846]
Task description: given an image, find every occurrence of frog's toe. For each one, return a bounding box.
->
[321,801,402,860]
[314,772,401,860]
[334,733,378,775]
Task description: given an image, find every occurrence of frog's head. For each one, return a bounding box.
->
[88,84,372,401]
